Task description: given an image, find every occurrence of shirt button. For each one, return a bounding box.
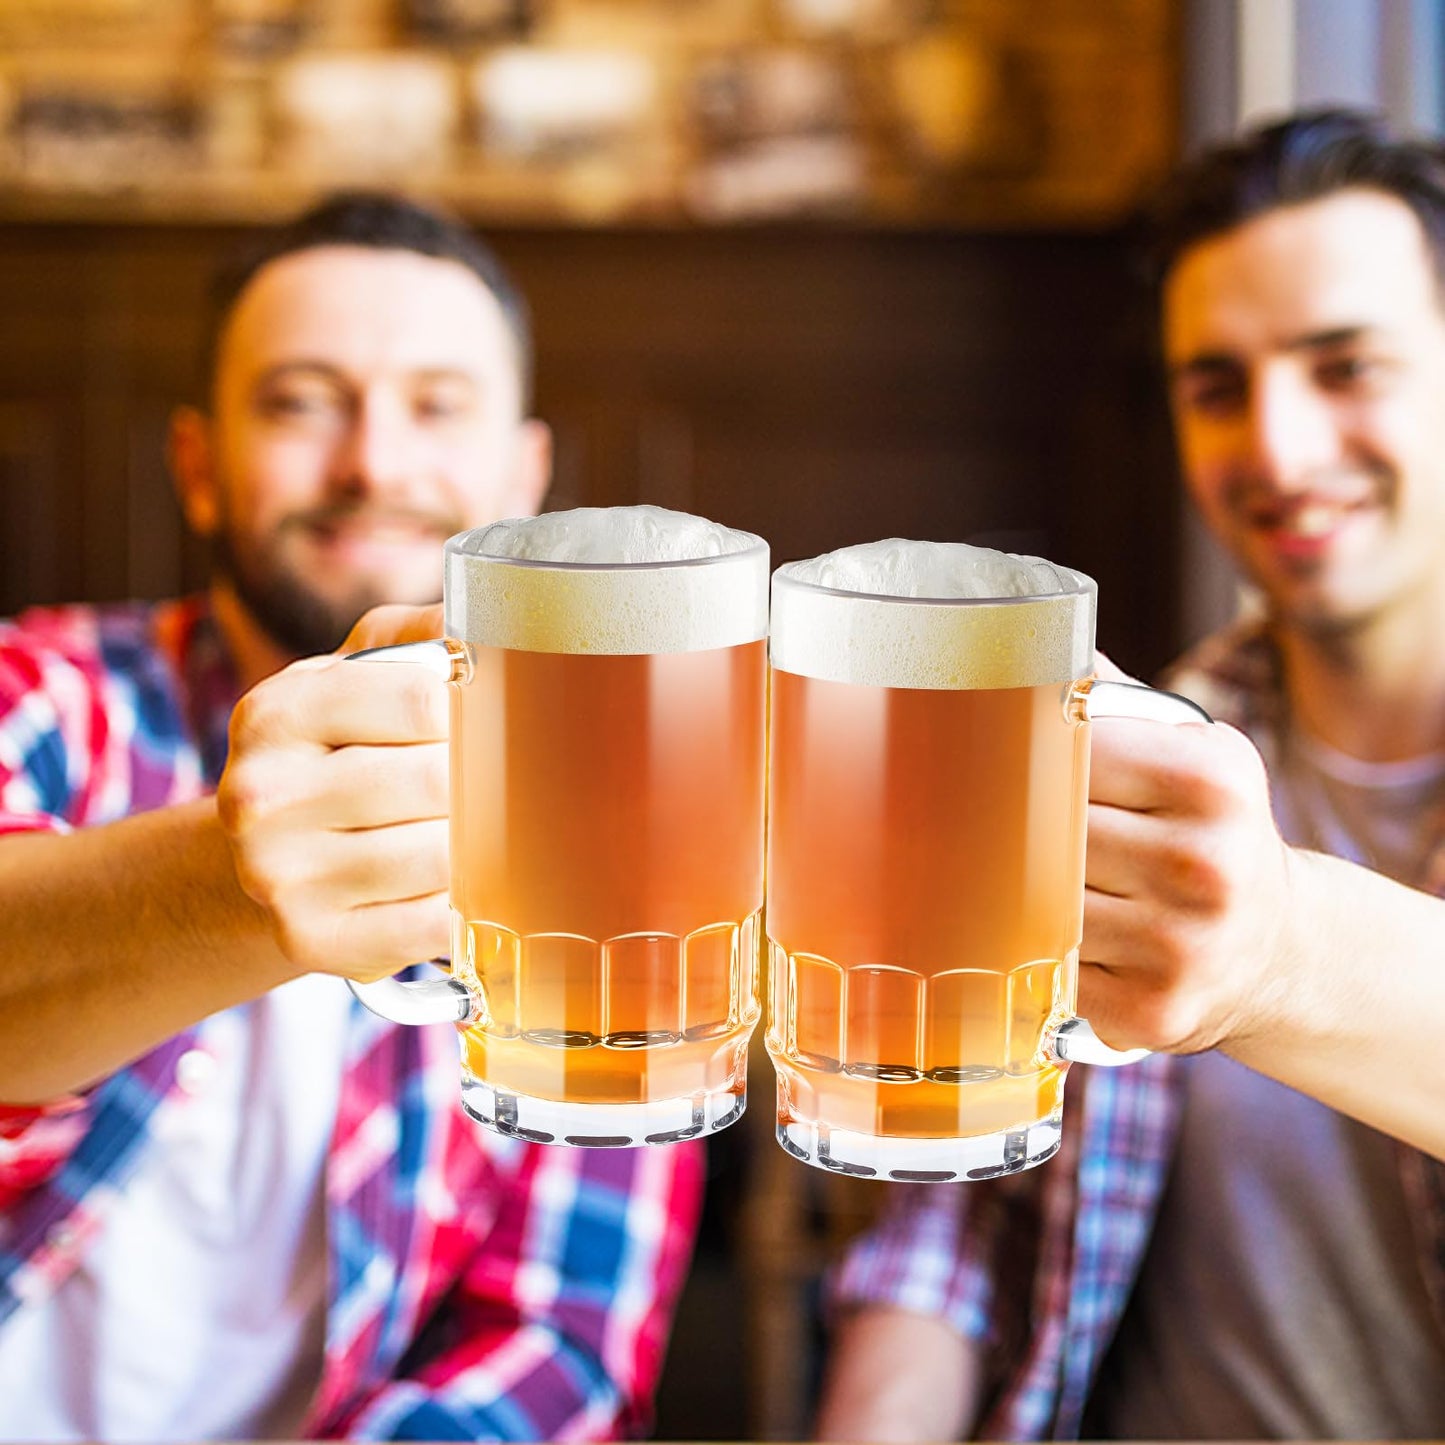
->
[176,1049,218,1097]
[46,1222,79,1254]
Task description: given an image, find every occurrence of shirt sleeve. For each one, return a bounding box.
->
[0,619,94,837]
[824,1179,1016,1350]
[0,620,101,1155]
[338,1139,705,1442]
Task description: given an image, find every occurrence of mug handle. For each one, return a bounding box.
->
[341,639,476,1027]
[1045,677,1213,1068]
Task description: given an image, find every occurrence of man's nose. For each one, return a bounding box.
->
[1243,370,1341,491]
[331,395,416,497]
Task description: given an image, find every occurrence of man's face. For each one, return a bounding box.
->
[1164,189,1445,638]
[186,244,548,657]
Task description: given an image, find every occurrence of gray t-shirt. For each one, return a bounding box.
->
[1086,732,1445,1439]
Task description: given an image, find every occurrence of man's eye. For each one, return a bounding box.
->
[260,390,341,419]
[1180,381,1245,417]
[415,393,474,421]
[1316,355,1381,389]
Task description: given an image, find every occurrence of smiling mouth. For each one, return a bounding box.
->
[1247,494,1372,536]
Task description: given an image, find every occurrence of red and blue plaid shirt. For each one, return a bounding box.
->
[0,598,705,1440]
[830,619,1445,1440]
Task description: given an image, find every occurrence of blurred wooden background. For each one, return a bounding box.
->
[0,222,1183,678]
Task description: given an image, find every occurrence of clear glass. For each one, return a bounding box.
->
[350,537,772,1147]
[450,630,767,1145]
[764,566,1205,1181]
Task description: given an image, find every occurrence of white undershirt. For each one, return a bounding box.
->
[0,974,353,1442]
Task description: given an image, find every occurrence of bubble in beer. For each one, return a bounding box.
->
[786,538,1078,600]
[772,538,1095,691]
[459,505,758,564]
[446,506,769,655]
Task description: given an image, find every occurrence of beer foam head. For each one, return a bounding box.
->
[462,505,759,564]
[787,538,1079,600]
[772,539,1096,690]
[446,506,768,654]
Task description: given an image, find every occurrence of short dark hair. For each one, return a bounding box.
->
[1140,107,1445,295]
[200,191,533,408]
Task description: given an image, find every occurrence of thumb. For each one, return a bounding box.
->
[339,603,446,654]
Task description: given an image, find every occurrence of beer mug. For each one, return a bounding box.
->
[350,507,770,1147]
[764,541,1208,1181]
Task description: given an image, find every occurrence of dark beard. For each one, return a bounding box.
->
[212,526,392,658]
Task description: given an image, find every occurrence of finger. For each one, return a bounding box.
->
[1077,948,1215,1057]
[341,602,446,654]
[232,656,449,749]
[1083,802,1154,899]
[1073,959,1160,1054]
[324,742,449,831]
[313,818,450,906]
[1088,715,1224,813]
[332,893,453,983]
[231,742,450,833]
[1081,885,1162,974]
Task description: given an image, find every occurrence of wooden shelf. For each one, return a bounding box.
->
[0,0,1179,231]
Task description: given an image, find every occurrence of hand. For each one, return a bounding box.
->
[216,602,450,982]
[1078,654,1300,1054]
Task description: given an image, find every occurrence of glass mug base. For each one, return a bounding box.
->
[776,1106,1063,1182]
[462,1077,747,1147]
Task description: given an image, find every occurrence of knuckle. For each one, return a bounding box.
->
[272,917,327,972]
[231,846,282,912]
[226,691,264,750]
[229,675,290,745]
[216,763,264,835]
[268,886,348,967]
[1166,757,1232,817]
[1114,963,1204,1051]
[1164,838,1231,911]
[1138,909,1190,978]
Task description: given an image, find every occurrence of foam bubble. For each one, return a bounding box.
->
[459,505,758,564]
[446,506,768,655]
[786,538,1078,599]
[771,539,1095,690]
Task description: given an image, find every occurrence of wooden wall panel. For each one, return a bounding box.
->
[0,222,1182,675]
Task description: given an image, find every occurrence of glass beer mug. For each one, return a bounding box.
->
[764,540,1209,1181]
[349,507,770,1147]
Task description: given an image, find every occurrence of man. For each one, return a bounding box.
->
[0,194,702,1440]
[816,109,1445,1441]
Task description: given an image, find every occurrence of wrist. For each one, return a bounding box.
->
[1226,844,1354,1062]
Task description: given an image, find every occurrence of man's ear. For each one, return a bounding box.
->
[505,418,553,518]
[168,406,221,538]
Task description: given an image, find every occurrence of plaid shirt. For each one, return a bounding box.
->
[830,618,1445,1440]
[0,598,704,1441]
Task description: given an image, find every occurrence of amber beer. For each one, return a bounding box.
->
[444,512,769,1146]
[765,546,1096,1180]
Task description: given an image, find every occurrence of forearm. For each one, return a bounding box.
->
[1225,847,1445,1160]
[0,799,296,1102]
[813,1307,981,1443]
